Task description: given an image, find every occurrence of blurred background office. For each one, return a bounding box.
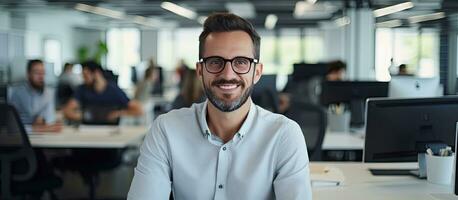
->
[1,0,458,199]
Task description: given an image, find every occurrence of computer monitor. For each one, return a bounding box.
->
[389,76,441,98]
[291,63,328,82]
[364,97,458,163]
[320,81,389,126]
[81,104,122,125]
[252,74,279,113]
[0,85,6,103]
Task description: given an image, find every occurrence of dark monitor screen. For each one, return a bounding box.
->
[320,81,389,126]
[0,85,6,103]
[292,63,328,82]
[82,104,122,125]
[364,97,458,163]
[252,74,279,113]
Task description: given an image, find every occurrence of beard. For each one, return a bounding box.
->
[30,81,44,93]
[203,78,253,112]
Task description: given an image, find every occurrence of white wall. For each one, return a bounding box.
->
[24,10,89,63]
[0,11,10,30]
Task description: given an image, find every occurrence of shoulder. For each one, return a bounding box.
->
[156,103,201,124]
[256,105,299,129]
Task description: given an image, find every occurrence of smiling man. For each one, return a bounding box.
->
[128,13,312,200]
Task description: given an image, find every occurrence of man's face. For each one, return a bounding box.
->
[28,63,45,91]
[197,31,263,112]
[327,69,345,81]
[82,68,95,86]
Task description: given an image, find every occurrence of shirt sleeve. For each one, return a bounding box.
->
[73,85,83,103]
[273,120,312,200]
[9,87,31,124]
[128,116,172,200]
[113,84,130,107]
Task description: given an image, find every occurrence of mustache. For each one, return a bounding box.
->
[211,79,244,87]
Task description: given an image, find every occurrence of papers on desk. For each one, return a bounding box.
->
[311,165,345,188]
[77,125,120,136]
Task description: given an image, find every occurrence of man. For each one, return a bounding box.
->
[63,61,142,121]
[9,59,62,132]
[326,60,346,81]
[128,13,312,199]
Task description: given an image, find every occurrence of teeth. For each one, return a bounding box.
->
[218,84,237,90]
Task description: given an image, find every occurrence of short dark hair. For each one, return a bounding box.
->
[63,62,73,71]
[327,60,346,74]
[27,59,43,73]
[81,60,103,73]
[199,13,261,60]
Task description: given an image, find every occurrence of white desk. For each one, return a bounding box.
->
[29,126,148,148]
[311,162,454,200]
[322,132,365,150]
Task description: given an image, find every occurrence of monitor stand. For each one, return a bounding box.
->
[369,153,427,179]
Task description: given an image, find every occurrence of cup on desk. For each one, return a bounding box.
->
[327,110,350,132]
[426,153,454,185]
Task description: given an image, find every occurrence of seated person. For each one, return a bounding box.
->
[57,62,82,107]
[172,69,205,109]
[278,60,346,113]
[63,61,142,122]
[9,59,62,132]
[134,65,158,103]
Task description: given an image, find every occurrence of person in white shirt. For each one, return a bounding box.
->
[128,13,312,200]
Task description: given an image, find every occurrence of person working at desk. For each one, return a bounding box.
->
[9,59,62,132]
[128,13,312,199]
[278,60,346,113]
[63,60,142,122]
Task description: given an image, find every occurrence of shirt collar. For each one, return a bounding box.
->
[198,99,257,139]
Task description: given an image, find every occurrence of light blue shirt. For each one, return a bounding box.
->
[128,100,312,200]
[9,83,56,125]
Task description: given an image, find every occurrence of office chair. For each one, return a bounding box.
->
[284,101,327,161]
[0,104,62,199]
[252,90,279,113]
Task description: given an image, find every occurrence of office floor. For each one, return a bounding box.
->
[54,165,134,199]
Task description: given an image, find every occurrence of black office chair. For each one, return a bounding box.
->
[0,104,62,199]
[284,101,327,161]
[252,90,279,113]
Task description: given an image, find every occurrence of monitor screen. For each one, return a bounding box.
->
[292,63,328,82]
[364,97,458,163]
[320,81,389,126]
[0,85,6,103]
[252,74,279,113]
[389,76,441,98]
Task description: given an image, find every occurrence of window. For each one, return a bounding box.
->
[43,39,62,76]
[174,28,200,69]
[375,28,439,81]
[303,29,324,63]
[107,28,140,89]
[279,29,301,74]
[259,30,277,74]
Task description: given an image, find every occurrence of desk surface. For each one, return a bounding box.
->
[322,132,365,150]
[311,162,454,200]
[29,126,148,148]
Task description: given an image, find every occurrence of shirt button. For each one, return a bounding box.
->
[218,184,223,189]
[222,147,226,151]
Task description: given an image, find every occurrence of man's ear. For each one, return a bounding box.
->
[253,63,263,84]
[196,62,203,78]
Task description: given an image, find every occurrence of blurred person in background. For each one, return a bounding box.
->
[172,69,205,109]
[9,59,62,132]
[134,60,158,102]
[57,62,82,107]
[278,60,346,113]
[63,60,142,122]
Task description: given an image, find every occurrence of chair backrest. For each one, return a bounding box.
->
[284,101,327,161]
[0,104,37,198]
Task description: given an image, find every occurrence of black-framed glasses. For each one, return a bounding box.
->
[199,56,258,74]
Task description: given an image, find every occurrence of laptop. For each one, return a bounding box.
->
[81,104,122,126]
